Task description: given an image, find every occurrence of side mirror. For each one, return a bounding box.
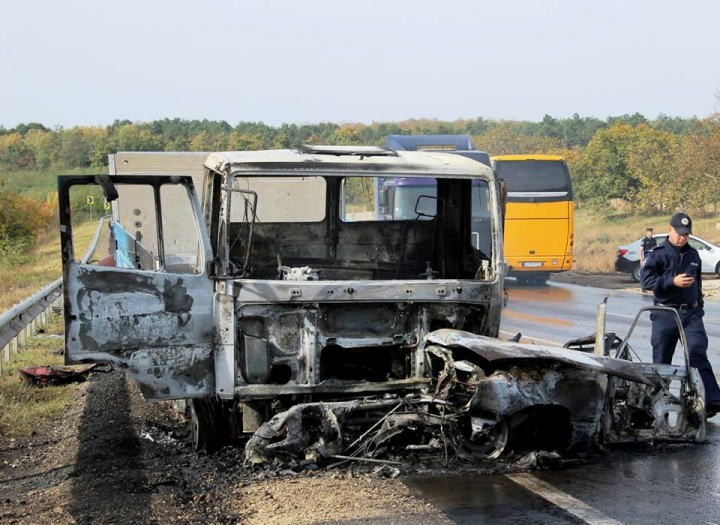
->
[95,174,118,202]
[414,195,444,220]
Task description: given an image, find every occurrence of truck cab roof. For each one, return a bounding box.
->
[204,147,495,180]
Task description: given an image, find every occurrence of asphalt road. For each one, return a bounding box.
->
[500,280,720,366]
[405,280,720,525]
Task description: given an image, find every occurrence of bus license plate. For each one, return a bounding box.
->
[521,262,543,267]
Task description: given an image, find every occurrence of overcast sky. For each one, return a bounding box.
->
[2,0,719,129]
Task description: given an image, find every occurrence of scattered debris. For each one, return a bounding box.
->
[18,364,112,387]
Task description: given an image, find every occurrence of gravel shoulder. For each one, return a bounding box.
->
[0,371,451,524]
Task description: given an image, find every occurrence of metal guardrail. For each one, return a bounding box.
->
[0,215,112,374]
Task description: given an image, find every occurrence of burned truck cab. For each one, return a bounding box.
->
[58,146,503,446]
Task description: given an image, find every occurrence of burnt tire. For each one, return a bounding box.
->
[631,263,641,283]
[461,419,509,460]
[189,398,232,454]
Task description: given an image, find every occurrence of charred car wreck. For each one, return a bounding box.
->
[245,320,706,466]
[58,147,706,465]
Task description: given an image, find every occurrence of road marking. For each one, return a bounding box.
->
[607,312,637,319]
[506,473,624,525]
[499,330,564,347]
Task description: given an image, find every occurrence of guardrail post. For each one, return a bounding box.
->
[19,328,26,348]
[12,336,18,355]
[3,344,8,366]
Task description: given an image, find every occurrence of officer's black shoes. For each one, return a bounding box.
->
[706,401,720,418]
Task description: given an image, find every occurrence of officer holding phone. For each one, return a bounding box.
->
[641,213,720,416]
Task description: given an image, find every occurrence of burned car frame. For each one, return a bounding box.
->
[58,146,504,449]
[423,304,706,458]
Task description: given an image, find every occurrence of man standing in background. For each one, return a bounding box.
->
[641,213,720,417]
[639,227,657,293]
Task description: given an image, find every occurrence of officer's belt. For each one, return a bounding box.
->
[659,302,699,311]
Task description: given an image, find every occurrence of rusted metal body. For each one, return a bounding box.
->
[59,148,504,444]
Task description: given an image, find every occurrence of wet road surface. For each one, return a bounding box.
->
[405,281,720,524]
[500,280,720,366]
[406,426,720,524]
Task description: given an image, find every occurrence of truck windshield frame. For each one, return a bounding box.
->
[215,171,498,281]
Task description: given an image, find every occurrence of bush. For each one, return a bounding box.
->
[0,237,32,267]
[0,180,54,264]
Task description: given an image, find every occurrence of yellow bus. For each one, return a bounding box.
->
[491,155,574,285]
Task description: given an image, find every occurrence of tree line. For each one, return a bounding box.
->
[1,113,719,262]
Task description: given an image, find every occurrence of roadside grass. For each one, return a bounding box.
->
[0,312,81,438]
[572,211,720,273]
[0,220,102,311]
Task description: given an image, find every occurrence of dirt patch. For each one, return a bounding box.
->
[0,370,452,524]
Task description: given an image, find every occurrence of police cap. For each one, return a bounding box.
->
[670,213,692,234]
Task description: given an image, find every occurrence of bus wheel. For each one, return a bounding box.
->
[517,274,546,286]
[528,275,547,285]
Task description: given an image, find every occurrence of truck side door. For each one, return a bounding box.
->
[58,175,216,401]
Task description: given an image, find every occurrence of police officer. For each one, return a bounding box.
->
[639,227,656,266]
[640,213,720,417]
[639,227,657,293]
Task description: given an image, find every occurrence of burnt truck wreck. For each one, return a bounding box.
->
[59,146,504,450]
[58,147,707,463]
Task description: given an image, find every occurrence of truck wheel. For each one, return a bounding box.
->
[189,398,232,454]
[631,263,641,283]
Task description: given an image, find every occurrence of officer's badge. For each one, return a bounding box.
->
[681,217,689,225]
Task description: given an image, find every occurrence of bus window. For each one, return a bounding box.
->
[495,160,570,195]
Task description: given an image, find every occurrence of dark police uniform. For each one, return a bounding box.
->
[640,226,720,409]
[640,235,657,259]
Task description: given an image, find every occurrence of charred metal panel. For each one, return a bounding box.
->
[425,330,653,385]
[125,345,214,401]
[233,301,488,400]
[64,263,215,401]
[243,335,270,384]
[320,304,411,339]
[233,279,501,306]
[602,365,705,444]
[469,367,606,450]
[214,292,236,399]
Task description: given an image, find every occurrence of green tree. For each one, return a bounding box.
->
[0,133,35,170]
[626,126,680,213]
[573,123,641,211]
